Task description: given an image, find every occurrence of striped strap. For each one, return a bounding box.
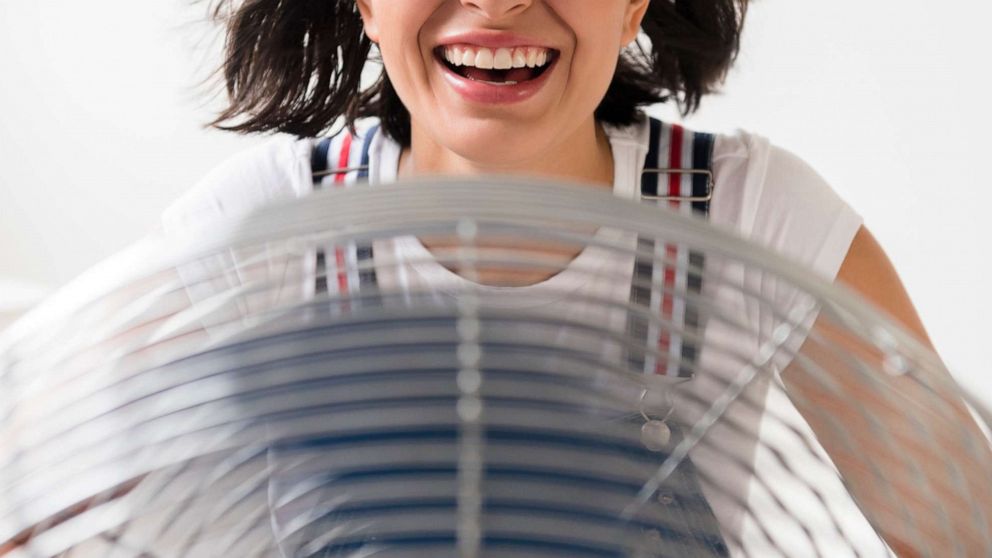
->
[628,118,715,378]
[312,121,715,379]
[312,125,381,298]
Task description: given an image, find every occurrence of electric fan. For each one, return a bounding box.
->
[1,178,989,557]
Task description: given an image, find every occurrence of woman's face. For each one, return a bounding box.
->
[356,0,649,168]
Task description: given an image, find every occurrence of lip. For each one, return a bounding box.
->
[433,33,559,105]
[435,31,556,50]
[435,52,557,105]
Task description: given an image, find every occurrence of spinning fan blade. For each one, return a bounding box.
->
[1,179,989,557]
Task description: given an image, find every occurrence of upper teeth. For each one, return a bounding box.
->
[443,46,551,70]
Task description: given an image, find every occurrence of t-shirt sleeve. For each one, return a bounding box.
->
[161,135,314,233]
[711,132,864,349]
[158,135,316,343]
[756,143,864,347]
[750,142,864,283]
[714,131,863,286]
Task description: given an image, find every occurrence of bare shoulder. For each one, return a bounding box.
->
[835,225,935,349]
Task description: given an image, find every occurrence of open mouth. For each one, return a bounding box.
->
[434,45,559,86]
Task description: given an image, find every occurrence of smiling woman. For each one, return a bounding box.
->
[208,0,743,145]
[149,0,992,556]
[12,0,982,556]
[352,0,650,176]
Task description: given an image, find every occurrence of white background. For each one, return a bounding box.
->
[1,1,989,402]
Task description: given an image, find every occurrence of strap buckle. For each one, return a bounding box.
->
[640,168,714,202]
[313,166,370,179]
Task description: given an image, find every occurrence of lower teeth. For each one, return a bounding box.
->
[472,78,518,86]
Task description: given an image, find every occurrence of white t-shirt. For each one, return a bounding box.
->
[163,116,878,556]
[164,118,862,281]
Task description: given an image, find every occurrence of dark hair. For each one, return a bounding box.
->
[207,0,747,146]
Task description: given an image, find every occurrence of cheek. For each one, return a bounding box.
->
[375,3,439,92]
[374,39,421,109]
[553,4,628,90]
[570,30,625,107]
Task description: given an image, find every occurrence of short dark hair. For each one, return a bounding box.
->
[207,0,748,146]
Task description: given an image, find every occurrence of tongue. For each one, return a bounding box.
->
[462,66,538,83]
[506,67,537,82]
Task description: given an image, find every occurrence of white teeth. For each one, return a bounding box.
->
[449,46,463,66]
[493,48,513,70]
[512,49,527,68]
[525,48,538,68]
[443,45,552,70]
[474,48,494,69]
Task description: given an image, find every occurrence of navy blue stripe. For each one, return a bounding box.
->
[322,498,698,529]
[680,251,705,377]
[626,237,654,371]
[297,499,723,546]
[276,468,721,521]
[224,329,604,365]
[356,245,378,289]
[306,534,620,558]
[225,360,603,394]
[681,131,714,377]
[355,245,374,261]
[307,532,724,558]
[276,427,662,462]
[273,464,718,534]
[314,251,328,294]
[641,118,662,197]
[193,365,626,415]
[250,393,642,430]
[357,124,378,180]
[311,138,332,188]
[279,464,643,498]
[691,131,715,216]
[254,395,641,431]
[166,310,620,367]
[311,138,333,293]
[354,125,380,290]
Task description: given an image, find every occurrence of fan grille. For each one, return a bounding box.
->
[1,179,988,557]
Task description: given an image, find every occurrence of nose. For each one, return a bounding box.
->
[459,0,532,20]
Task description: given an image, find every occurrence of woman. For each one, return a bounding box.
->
[160,1,991,555]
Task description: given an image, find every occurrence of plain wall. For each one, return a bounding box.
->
[1,1,989,403]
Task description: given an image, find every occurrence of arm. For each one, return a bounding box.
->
[781,226,992,556]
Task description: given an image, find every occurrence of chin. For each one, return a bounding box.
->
[455,140,547,171]
[438,118,555,170]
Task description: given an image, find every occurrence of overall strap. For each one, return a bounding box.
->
[628,118,716,378]
[311,125,380,296]
[629,120,728,558]
[310,119,717,379]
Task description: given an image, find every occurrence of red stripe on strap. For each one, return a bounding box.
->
[334,133,354,294]
[668,125,685,202]
[336,250,349,294]
[657,125,685,374]
[335,133,353,185]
